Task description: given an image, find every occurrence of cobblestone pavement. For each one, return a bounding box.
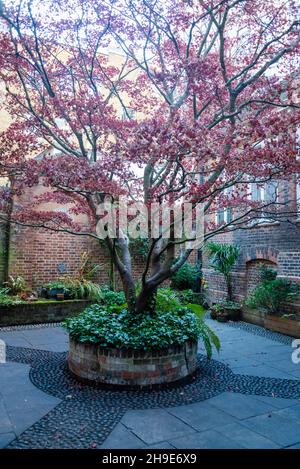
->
[0,319,300,449]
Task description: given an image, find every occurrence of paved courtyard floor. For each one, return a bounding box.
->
[0,319,300,449]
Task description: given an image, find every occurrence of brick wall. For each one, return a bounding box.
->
[8,223,148,289]
[0,217,8,284]
[6,182,149,289]
[204,221,300,312]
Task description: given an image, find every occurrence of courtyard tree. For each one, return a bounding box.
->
[0,0,299,317]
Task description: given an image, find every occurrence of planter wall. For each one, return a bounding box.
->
[0,300,92,327]
[242,307,300,338]
[68,338,198,387]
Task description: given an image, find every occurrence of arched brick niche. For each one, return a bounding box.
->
[243,247,279,265]
[245,259,278,296]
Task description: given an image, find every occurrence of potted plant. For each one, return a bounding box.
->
[210,300,241,321]
[210,303,223,320]
[45,280,71,300]
[222,301,241,321]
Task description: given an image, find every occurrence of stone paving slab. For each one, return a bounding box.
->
[205,392,279,419]
[0,362,61,447]
[166,401,238,431]
[121,409,197,445]
[169,429,244,449]
[239,413,300,447]
[215,422,280,449]
[100,423,146,449]
[0,327,68,353]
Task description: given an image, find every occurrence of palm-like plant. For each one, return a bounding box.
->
[206,242,240,301]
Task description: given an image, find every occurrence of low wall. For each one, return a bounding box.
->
[68,338,198,387]
[242,307,300,338]
[0,300,92,327]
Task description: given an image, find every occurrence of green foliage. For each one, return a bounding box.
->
[186,303,205,320]
[259,265,277,282]
[176,289,203,305]
[156,287,181,313]
[77,251,102,281]
[99,287,126,307]
[130,238,149,261]
[45,251,104,301]
[46,280,70,292]
[60,277,103,301]
[63,303,220,357]
[45,277,103,301]
[246,278,299,314]
[0,288,22,306]
[171,262,201,291]
[4,275,27,295]
[206,242,240,277]
[155,288,204,315]
[217,300,241,310]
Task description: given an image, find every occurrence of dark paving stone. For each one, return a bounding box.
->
[100,423,145,449]
[167,401,238,431]
[143,441,175,449]
[216,422,280,448]
[240,413,300,447]
[0,399,13,434]
[286,442,300,449]
[170,430,244,449]
[273,405,300,422]
[121,409,196,445]
[207,392,278,419]
[251,395,300,409]
[232,364,296,380]
[0,432,16,449]
[266,358,300,373]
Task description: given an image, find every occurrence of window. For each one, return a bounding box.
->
[215,187,234,225]
[251,181,278,203]
[121,107,136,120]
[216,207,233,225]
[249,180,278,224]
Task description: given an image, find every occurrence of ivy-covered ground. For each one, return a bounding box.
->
[0,319,300,449]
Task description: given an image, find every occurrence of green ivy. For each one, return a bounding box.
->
[63,301,219,358]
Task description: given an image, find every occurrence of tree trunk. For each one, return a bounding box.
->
[136,284,158,315]
[120,272,137,313]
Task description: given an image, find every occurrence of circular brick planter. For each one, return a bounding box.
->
[68,337,198,386]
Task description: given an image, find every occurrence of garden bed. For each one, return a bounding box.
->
[242,307,300,338]
[0,300,92,327]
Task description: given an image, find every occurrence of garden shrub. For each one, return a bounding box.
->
[246,274,299,314]
[259,265,277,282]
[0,288,22,306]
[170,262,201,291]
[176,289,204,305]
[99,288,126,307]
